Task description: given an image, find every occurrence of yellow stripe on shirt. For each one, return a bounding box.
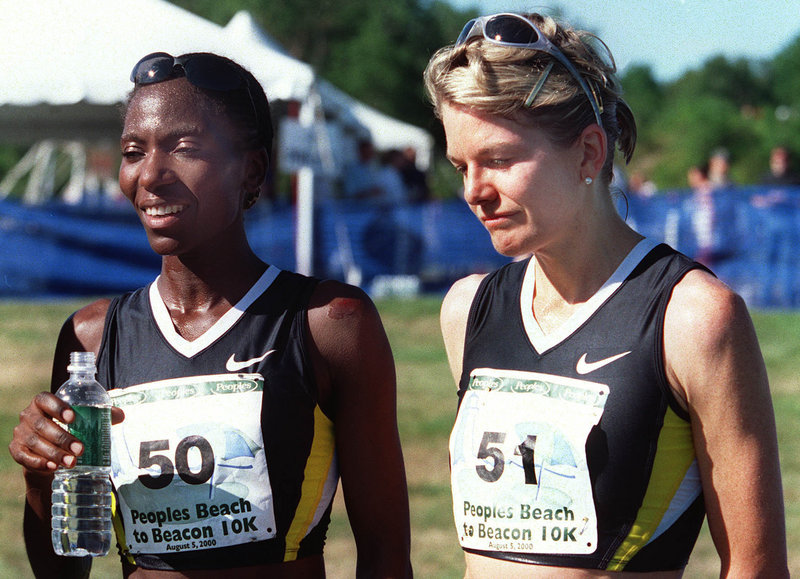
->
[111,488,137,565]
[607,406,697,570]
[283,405,337,561]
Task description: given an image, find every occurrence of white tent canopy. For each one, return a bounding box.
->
[0,0,433,165]
[0,0,314,108]
[222,11,433,169]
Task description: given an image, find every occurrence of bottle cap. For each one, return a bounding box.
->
[67,351,96,373]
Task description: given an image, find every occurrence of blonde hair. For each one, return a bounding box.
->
[423,13,636,183]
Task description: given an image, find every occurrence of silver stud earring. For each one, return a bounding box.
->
[584,177,593,185]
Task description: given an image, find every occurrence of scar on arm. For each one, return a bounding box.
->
[327,297,362,319]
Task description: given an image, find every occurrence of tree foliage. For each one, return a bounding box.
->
[771,35,800,109]
[622,37,800,189]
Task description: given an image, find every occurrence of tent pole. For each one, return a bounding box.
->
[295,97,317,276]
[295,166,314,276]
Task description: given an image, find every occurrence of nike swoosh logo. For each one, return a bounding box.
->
[226,350,276,372]
[576,351,631,375]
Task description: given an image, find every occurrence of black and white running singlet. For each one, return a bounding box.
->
[451,239,708,571]
[97,266,337,571]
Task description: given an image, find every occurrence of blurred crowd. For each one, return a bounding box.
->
[620,146,800,308]
[340,139,430,205]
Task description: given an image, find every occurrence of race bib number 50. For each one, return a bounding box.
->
[450,368,608,555]
[110,374,276,555]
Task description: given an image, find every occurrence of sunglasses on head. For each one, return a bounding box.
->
[455,13,604,128]
[130,51,258,121]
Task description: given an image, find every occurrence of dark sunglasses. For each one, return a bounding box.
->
[130,51,258,121]
[456,13,604,128]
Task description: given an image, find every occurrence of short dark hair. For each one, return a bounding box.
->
[125,52,274,164]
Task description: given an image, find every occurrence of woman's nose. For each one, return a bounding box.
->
[139,150,176,190]
[463,169,493,205]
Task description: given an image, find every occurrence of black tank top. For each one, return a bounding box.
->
[97,266,338,571]
[453,241,707,571]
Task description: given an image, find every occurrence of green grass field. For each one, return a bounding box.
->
[1,298,798,578]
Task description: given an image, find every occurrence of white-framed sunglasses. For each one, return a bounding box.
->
[456,13,604,128]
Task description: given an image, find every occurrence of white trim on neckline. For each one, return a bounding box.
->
[149,265,282,358]
[520,238,659,354]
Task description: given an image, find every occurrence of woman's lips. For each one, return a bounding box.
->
[143,204,186,217]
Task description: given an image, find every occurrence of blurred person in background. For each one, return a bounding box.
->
[706,147,733,190]
[377,149,410,206]
[686,163,716,266]
[425,11,788,578]
[400,147,431,203]
[342,138,385,200]
[761,145,800,186]
[626,170,657,198]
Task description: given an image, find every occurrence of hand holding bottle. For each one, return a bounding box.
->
[10,390,124,473]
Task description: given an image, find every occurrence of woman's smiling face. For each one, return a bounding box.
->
[119,77,252,257]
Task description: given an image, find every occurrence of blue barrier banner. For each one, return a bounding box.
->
[624,185,800,309]
[2,185,799,307]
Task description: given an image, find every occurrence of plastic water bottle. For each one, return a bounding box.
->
[51,351,113,557]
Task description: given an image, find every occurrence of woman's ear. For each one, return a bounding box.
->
[578,123,607,182]
[243,147,269,192]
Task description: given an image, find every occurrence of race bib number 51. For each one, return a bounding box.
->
[450,368,608,555]
[110,374,276,555]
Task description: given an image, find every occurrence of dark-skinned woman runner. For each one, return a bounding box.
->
[10,51,412,579]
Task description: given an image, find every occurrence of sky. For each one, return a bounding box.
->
[447,0,800,82]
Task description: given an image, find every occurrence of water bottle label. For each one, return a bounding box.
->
[69,406,111,468]
[109,374,284,555]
